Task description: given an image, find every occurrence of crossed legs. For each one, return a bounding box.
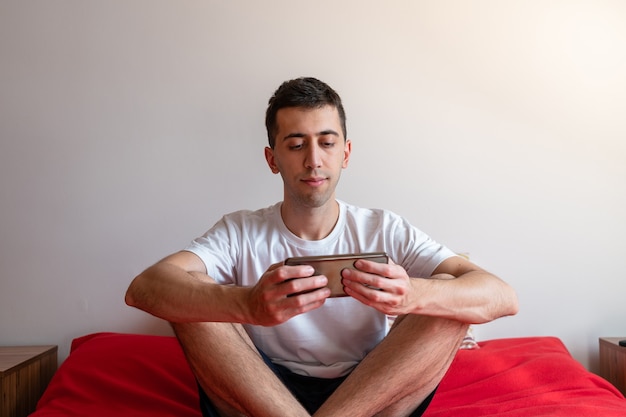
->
[173,315,467,417]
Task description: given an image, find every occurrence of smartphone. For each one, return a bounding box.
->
[284,252,388,297]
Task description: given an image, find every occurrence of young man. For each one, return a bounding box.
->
[125,77,518,417]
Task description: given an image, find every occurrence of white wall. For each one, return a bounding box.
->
[1,0,625,372]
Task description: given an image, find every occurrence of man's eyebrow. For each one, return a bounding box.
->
[283,133,306,140]
[281,130,340,141]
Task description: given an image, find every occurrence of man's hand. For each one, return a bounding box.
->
[245,262,331,326]
[341,259,416,316]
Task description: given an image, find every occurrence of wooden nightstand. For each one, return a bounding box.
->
[0,345,57,417]
[599,337,626,396]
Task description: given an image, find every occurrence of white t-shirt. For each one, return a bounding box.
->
[185,200,455,378]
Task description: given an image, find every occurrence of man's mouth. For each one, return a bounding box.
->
[301,177,327,187]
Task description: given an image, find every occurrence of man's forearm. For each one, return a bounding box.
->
[412,271,519,324]
[125,262,250,323]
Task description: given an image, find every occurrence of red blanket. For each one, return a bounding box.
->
[33,333,626,416]
[424,337,626,416]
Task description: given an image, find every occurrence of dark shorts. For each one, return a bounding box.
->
[198,350,437,417]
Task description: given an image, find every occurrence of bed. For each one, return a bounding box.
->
[31,332,626,416]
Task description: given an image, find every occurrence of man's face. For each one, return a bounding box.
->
[265,105,351,210]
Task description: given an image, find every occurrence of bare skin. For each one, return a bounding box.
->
[126,105,519,416]
[173,309,467,417]
[173,321,310,417]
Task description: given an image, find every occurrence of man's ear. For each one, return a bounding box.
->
[264,146,280,174]
[342,139,352,169]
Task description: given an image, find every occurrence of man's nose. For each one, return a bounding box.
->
[305,144,322,168]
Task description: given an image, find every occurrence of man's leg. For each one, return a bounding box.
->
[314,315,467,417]
[172,321,310,417]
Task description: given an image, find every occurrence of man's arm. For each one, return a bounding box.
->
[125,250,331,325]
[341,255,519,324]
[125,251,248,323]
[419,255,519,323]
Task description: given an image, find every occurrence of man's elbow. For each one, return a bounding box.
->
[499,286,520,319]
[507,291,520,317]
[124,288,136,307]
[479,287,519,324]
[124,276,143,308]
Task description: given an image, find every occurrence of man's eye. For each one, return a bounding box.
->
[289,144,303,150]
[322,142,335,148]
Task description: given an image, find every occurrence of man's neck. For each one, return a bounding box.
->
[280,199,340,241]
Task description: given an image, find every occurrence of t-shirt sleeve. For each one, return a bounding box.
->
[388,215,456,278]
[184,216,239,285]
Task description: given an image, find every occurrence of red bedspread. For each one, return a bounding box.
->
[33,333,626,416]
[424,337,626,417]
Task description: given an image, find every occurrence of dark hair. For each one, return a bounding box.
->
[265,77,347,148]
